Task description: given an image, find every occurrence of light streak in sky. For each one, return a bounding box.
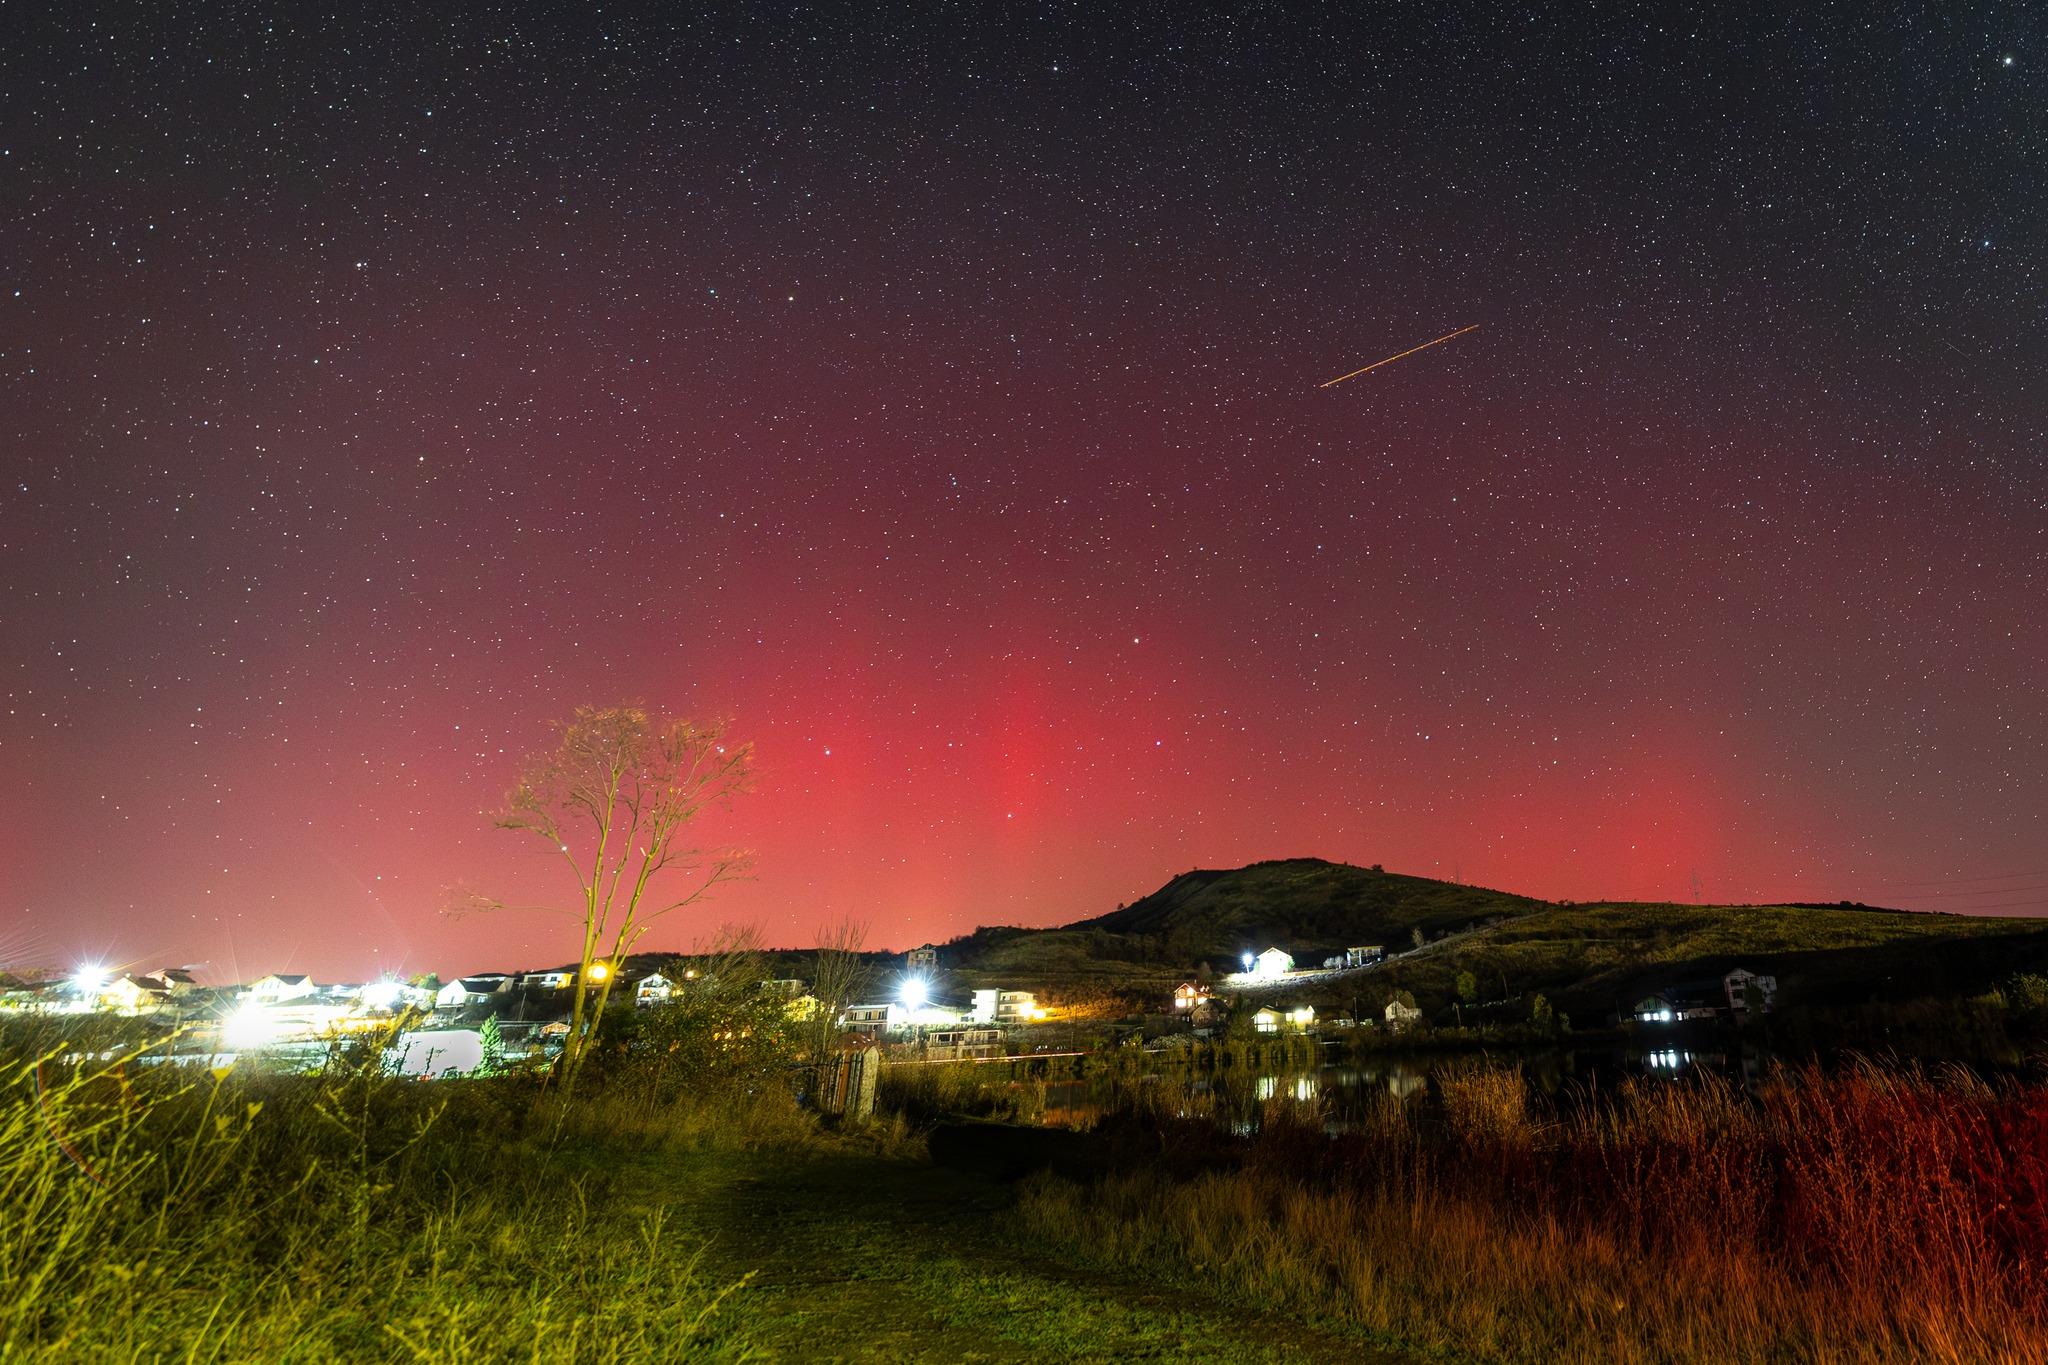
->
[1320,324,1480,388]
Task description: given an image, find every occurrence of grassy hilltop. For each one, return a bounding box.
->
[934,858,1538,984]
[931,858,2048,1021]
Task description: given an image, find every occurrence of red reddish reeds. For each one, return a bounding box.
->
[1015,1062,2048,1362]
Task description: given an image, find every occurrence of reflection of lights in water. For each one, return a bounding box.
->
[1646,1049,1693,1070]
[1254,1073,1321,1104]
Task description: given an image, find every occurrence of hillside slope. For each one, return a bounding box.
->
[1342,900,2048,1020]
[1077,857,1545,960]
[940,858,1543,985]
[935,859,2048,1018]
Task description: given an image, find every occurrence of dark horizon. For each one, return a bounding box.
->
[4,5,2042,981]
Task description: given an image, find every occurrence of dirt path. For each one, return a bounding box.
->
[633,1145,1427,1364]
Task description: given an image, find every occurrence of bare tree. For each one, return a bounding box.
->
[804,919,873,1063]
[486,705,753,1088]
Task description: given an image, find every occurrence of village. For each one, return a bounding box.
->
[1,935,1780,1077]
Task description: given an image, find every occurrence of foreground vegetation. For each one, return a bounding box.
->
[0,1012,1387,1363]
[13,988,2048,1362]
[1,1022,787,1360]
[1009,1061,2048,1363]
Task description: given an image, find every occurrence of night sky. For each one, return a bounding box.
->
[4,5,2044,983]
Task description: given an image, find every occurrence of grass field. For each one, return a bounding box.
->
[1,1024,1420,1363]
[13,1001,2047,1363]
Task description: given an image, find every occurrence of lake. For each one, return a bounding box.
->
[1031,1043,1773,1133]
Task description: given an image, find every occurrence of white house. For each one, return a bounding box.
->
[518,968,577,989]
[635,972,675,1007]
[1248,947,1295,981]
[103,975,172,1015]
[839,1003,897,1040]
[246,973,317,1004]
[968,989,1042,1025]
[1384,999,1423,1031]
[906,944,939,969]
[1252,1004,1315,1034]
[435,977,504,1011]
[1724,967,1779,1014]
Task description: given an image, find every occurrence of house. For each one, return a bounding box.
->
[435,977,506,1011]
[1344,946,1384,969]
[1634,994,1679,1024]
[906,944,939,970]
[1252,1004,1315,1034]
[520,968,576,990]
[246,974,317,1004]
[155,968,200,997]
[760,978,807,1000]
[839,1003,897,1040]
[1171,982,1211,1011]
[103,975,172,1014]
[1724,967,1778,1015]
[968,989,1042,1025]
[1634,983,1722,1024]
[1384,999,1423,1031]
[634,972,675,1007]
[922,1027,1005,1062]
[1246,947,1295,981]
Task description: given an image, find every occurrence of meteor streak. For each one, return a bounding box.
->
[1319,324,1479,388]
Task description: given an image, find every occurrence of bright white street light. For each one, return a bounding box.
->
[71,964,107,996]
[224,1003,278,1050]
[899,977,929,1008]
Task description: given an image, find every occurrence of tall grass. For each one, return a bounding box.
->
[1016,1063,2048,1363]
[0,1019,785,1361]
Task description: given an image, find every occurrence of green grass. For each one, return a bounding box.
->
[1,1038,771,1361]
[0,1016,1425,1364]
[638,1143,1417,1364]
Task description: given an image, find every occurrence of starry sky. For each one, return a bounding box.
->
[4,4,2044,983]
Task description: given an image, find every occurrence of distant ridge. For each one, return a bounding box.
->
[1075,856,1544,957]
[933,858,2048,1015]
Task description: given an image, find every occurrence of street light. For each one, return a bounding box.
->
[588,961,611,984]
[899,976,928,1009]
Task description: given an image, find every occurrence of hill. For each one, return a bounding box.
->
[1077,858,1544,958]
[1354,899,2048,1022]
[931,859,2048,1021]
[937,858,1541,986]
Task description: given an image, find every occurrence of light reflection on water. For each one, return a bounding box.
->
[1034,1046,1756,1133]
